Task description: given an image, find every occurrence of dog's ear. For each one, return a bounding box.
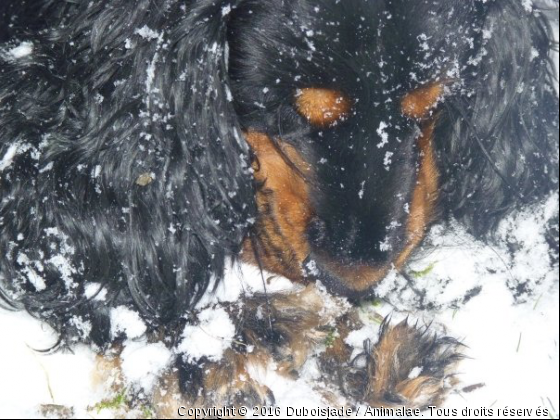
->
[0,0,56,41]
[436,1,559,237]
[115,0,256,320]
[0,0,254,342]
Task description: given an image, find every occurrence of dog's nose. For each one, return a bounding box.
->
[307,215,402,266]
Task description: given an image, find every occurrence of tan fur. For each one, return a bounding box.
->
[320,315,459,409]
[200,352,270,407]
[92,349,124,392]
[365,321,458,408]
[151,285,339,417]
[320,312,363,380]
[395,122,439,267]
[401,84,444,119]
[295,88,351,127]
[242,132,314,281]
[95,124,447,416]
[152,371,184,419]
[242,123,438,293]
[372,323,413,397]
[322,260,389,293]
[153,352,270,419]
[395,377,444,405]
[91,289,458,416]
[268,286,335,374]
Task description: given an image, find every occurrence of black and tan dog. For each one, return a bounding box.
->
[1,0,558,414]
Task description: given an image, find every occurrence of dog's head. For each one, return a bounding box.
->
[223,0,559,297]
[0,0,558,340]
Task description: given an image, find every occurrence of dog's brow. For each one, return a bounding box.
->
[401,83,444,120]
[295,88,352,127]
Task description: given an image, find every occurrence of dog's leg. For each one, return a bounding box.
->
[153,285,342,417]
[93,288,462,416]
[320,317,463,409]
[153,351,273,418]
[92,345,125,394]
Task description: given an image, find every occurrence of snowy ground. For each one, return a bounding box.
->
[0,192,558,419]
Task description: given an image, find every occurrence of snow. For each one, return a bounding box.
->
[120,342,173,393]
[383,151,394,170]
[84,283,108,302]
[7,42,33,59]
[134,26,162,41]
[374,193,559,311]
[0,311,99,419]
[1,192,557,417]
[376,121,390,148]
[522,0,535,13]
[15,251,47,292]
[0,143,19,172]
[345,323,380,360]
[408,366,424,380]
[221,5,233,17]
[91,165,102,179]
[195,263,299,309]
[178,306,236,363]
[110,306,147,340]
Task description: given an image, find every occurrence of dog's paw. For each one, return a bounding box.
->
[153,352,273,418]
[196,351,274,408]
[346,320,463,408]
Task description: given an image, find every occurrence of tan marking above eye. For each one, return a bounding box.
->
[295,88,352,127]
[401,83,444,119]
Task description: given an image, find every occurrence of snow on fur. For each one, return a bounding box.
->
[0,194,558,418]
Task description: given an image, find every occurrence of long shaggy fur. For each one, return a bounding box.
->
[1,0,257,347]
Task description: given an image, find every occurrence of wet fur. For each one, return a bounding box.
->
[0,0,558,412]
[123,287,462,416]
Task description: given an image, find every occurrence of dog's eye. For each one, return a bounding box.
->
[401,83,444,120]
[295,88,351,128]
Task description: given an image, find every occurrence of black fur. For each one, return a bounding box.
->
[1,0,558,349]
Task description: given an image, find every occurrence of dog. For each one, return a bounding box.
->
[1,0,558,414]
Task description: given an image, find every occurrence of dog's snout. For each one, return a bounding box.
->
[307,215,402,266]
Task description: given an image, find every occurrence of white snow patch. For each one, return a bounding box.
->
[110,306,147,340]
[195,261,298,309]
[69,316,93,340]
[0,143,19,172]
[408,366,423,379]
[84,283,108,302]
[120,341,173,393]
[221,4,232,16]
[345,323,380,360]
[522,0,534,12]
[305,259,320,277]
[91,165,102,179]
[16,252,47,292]
[376,121,389,148]
[48,254,77,289]
[8,42,33,59]
[383,151,394,170]
[359,180,366,199]
[0,310,99,419]
[134,26,161,41]
[178,307,236,363]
